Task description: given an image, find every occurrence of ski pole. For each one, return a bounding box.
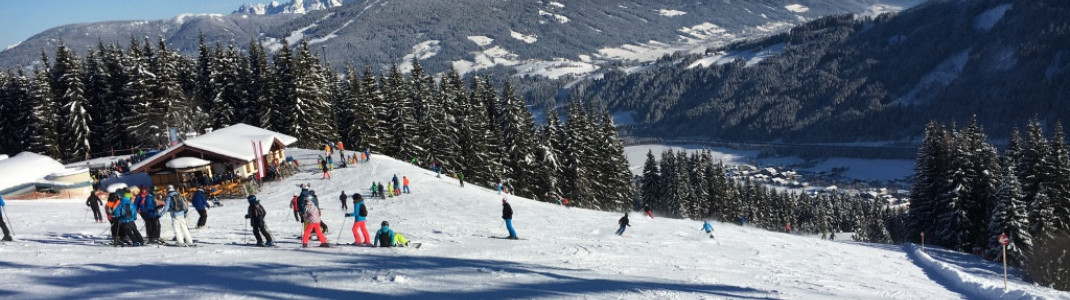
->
[244,218,250,244]
[2,206,12,236]
[336,217,348,242]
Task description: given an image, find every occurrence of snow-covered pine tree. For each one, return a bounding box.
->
[209,42,240,129]
[639,150,660,211]
[687,152,710,218]
[29,68,60,157]
[958,117,1001,249]
[498,80,539,198]
[409,58,436,159]
[908,121,953,242]
[99,43,131,148]
[459,76,503,186]
[1047,123,1070,232]
[50,43,90,161]
[657,150,679,216]
[0,71,9,153]
[673,151,694,218]
[83,48,115,154]
[1020,120,1052,223]
[706,156,731,220]
[337,64,361,148]
[285,39,337,148]
[151,39,193,137]
[119,38,162,147]
[435,69,467,171]
[985,164,1032,266]
[5,71,33,151]
[561,99,595,208]
[383,63,419,159]
[594,109,635,211]
[356,63,382,152]
[271,39,296,139]
[247,39,276,130]
[531,107,563,201]
[194,35,215,121]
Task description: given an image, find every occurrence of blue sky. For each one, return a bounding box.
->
[0,0,257,50]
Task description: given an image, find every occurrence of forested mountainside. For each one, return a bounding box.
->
[573,0,1069,142]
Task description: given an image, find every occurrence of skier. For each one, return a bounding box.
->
[86,190,104,223]
[321,159,332,180]
[244,195,274,247]
[392,175,400,193]
[402,176,410,194]
[458,173,465,187]
[301,195,330,248]
[370,182,379,198]
[374,221,396,247]
[289,194,301,222]
[784,223,791,233]
[0,194,12,241]
[829,231,836,241]
[105,193,123,245]
[192,188,209,229]
[344,194,371,245]
[112,194,145,246]
[138,188,163,244]
[502,198,517,239]
[386,181,395,198]
[821,228,828,240]
[616,213,630,236]
[643,205,653,219]
[497,180,503,195]
[702,220,714,238]
[339,191,348,210]
[327,155,334,170]
[162,185,195,247]
[740,216,746,226]
[364,149,370,162]
[378,182,386,199]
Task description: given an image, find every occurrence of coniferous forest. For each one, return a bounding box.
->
[0,36,635,212]
[636,117,1070,288]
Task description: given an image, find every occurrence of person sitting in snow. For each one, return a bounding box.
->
[373,221,409,247]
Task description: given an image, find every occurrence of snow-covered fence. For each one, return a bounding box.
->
[903,243,1044,300]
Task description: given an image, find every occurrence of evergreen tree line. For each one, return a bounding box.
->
[637,149,895,239]
[0,36,635,211]
[908,118,1070,288]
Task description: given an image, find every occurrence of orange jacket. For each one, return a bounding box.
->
[403,177,409,186]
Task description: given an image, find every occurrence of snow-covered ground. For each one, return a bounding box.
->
[0,148,1065,299]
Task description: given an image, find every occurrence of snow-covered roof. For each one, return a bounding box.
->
[129,123,297,172]
[0,152,66,194]
[183,123,297,162]
[165,157,211,169]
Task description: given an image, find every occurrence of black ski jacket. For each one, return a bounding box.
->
[502,203,513,220]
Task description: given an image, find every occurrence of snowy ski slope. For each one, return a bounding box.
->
[0,149,1065,299]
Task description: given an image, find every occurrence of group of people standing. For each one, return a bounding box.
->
[291,183,409,248]
[369,174,410,199]
[83,185,207,247]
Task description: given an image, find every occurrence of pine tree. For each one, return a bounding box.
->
[83,47,114,154]
[271,39,296,138]
[531,107,564,201]
[1047,123,1070,231]
[337,64,361,147]
[357,63,382,152]
[640,150,661,210]
[247,39,276,130]
[50,43,91,161]
[657,150,680,216]
[29,68,60,157]
[151,39,193,137]
[957,117,1001,249]
[908,121,953,242]
[209,42,241,129]
[498,80,539,198]
[561,99,595,208]
[986,164,1032,266]
[382,63,419,159]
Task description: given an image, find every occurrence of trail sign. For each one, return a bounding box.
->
[999,233,1010,246]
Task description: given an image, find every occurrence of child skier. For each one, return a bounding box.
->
[374,221,395,247]
[301,197,330,248]
[616,213,630,236]
[643,205,653,219]
[321,159,331,180]
[402,176,410,194]
[344,194,371,245]
[702,221,714,238]
[244,195,274,247]
[339,191,348,210]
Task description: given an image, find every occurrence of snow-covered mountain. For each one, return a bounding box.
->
[234,0,355,15]
[0,0,924,77]
[0,148,1064,298]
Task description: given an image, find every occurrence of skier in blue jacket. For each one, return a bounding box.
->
[702,221,714,238]
[344,194,371,245]
[137,188,163,244]
[192,188,209,229]
[0,194,12,241]
[112,195,145,246]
